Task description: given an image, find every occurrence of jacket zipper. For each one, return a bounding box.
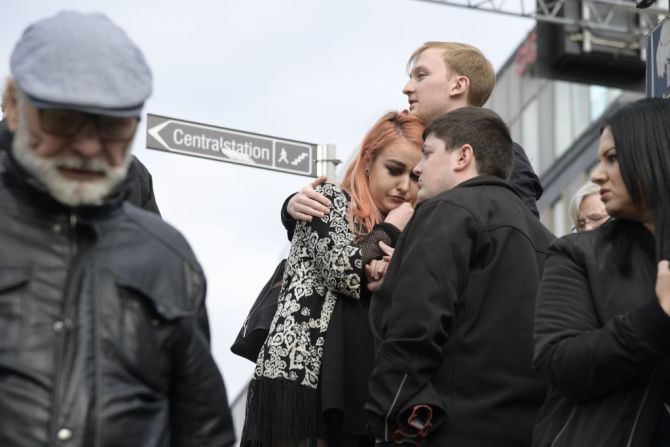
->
[550,405,577,447]
[385,373,408,442]
[625,371,655,447]
[51,212,79,442]
[92,256,102,447]
[69,213,78,256]
[551,371,655,447]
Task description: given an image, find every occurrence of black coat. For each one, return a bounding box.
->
[0,119,11,152]
[366,176,554,446]
[511,142,542,218]
[0,154,235,446]
[532,220,670,447]
[0,119,161,215]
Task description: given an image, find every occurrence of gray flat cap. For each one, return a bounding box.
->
[10,11,152,117]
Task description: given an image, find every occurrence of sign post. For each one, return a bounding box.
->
[146,114,337,178]
[646,17,670,98]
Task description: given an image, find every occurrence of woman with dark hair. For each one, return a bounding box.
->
[532,97,670,447]
[242,111,425,447]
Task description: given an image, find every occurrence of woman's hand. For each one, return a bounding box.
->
[378,241,394,260]
[287,176,331,221]
[366,259,389,292]
[656,260,670,316]
[384,202,414,232]
[365,242,395,292]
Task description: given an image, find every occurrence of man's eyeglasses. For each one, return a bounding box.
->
[38,109,139,142]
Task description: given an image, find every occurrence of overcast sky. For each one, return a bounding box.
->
[1,0,533,402]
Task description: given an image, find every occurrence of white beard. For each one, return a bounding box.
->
[11,109,132,207]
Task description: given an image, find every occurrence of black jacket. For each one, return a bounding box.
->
[511,142,542,218]
[366,176,554,446]
[279,142,543,240]
[124,154,161,214]
[532,220,670,447]
[0,153,235,446]
[0,119,161,215]
[0,119,11,152]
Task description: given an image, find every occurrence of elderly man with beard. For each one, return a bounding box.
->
[0,11,234,447]
[1,78,161,214]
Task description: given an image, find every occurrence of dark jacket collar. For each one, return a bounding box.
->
[455,174,517,192]
[419,175,516,208]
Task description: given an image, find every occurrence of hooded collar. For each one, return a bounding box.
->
[456,174,518,192]
[415,175,521,210]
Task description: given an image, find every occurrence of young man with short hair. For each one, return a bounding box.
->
[283,41,542,231]
[0,63,160,214]
[403,42,495,121]
[365,107,554,446]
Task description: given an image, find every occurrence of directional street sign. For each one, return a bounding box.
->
[146,114,318,177]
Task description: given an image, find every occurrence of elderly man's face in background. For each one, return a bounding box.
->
[6,87,135,206]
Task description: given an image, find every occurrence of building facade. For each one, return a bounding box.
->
[486,30,643,235]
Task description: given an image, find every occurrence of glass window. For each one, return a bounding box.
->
[552,197,567,237]
[496,72,512,122]
[521,75,539,106]
[521,98,540,173]
[538,83,554,171]
[508,70,522,122]
[553,81,572,157]
[590,86,624,122]
[607,88,623,103]
[510,118,521,145]
[589,85,608,121]
[571,83,590,139]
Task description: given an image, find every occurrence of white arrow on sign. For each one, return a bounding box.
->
[147,120,171,150]
[146,114,323,178]
[148,119,256,164]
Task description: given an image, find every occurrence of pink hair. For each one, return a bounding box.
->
[340,111,424,236]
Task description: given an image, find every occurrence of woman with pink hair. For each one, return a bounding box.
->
[242,112,424,447]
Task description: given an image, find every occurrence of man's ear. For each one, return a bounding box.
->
[449,75,470,98]
[3,79,20,132]
[454,144,474,172]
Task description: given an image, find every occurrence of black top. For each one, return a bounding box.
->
[511,142,543,217]
[320,284,375,439]
[366,176,554,446]
[532,220,670,447]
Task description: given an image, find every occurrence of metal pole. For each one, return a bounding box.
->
[316,144,340,181]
